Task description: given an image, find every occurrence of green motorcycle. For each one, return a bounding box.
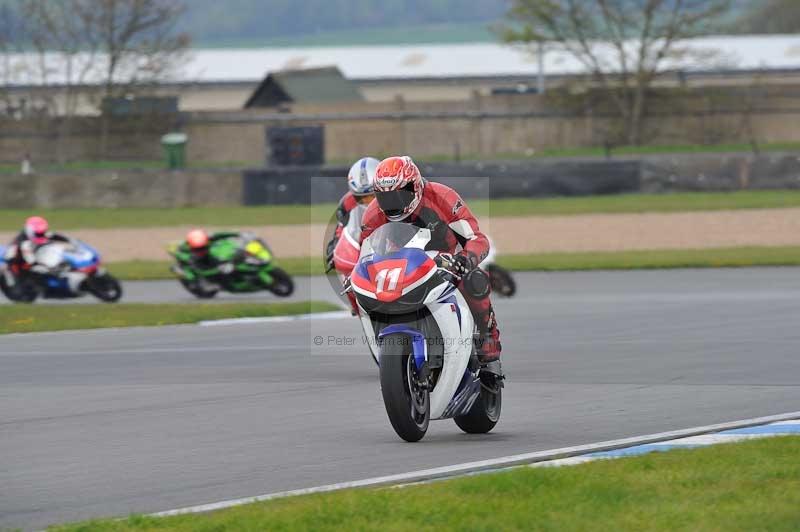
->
[168,234,294,299]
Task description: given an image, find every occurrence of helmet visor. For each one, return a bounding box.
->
[376,184,415,218]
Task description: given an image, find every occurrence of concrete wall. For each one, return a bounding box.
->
[182,91,800,165]
[0,116,178,164]
[2,154,799,209]
[4,90,800,168]
[0,169,242,209]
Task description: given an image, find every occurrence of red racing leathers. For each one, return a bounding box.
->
[325,191,360,271]
[359,181,501,361]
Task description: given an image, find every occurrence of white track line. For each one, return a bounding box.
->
[153,410,800,518]
[198,311,350,326]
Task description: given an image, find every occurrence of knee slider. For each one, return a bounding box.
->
[464,269,491,299]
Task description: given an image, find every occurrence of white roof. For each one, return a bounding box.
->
[182,35,800,82]
[5,35,800,86]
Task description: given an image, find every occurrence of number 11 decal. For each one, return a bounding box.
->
[375,267,402,293]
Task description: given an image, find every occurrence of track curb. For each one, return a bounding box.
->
[153,410,800,518]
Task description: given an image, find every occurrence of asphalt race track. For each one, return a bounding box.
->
[2,269,800,530]
[0,277,340,306]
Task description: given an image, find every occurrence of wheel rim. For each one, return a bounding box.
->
[406,356,429,428]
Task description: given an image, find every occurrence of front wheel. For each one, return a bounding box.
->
[86,274,123,303]
[264,267,294,297]
[454,375,502,434]
[379,333,429,442]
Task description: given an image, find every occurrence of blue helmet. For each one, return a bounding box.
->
[347,157,380,197]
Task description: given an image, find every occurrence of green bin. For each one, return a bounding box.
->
[161,132,188,169]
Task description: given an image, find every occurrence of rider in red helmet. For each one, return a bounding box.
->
[359,156,503,377]
[3,216,70,285]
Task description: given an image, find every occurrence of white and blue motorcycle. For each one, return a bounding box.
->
[349,222,502,442]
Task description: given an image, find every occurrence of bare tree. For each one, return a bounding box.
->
[82,0,189,155]
[0,3,25,116]
[21,0,99,115]
[88,0,190,104]
[501,0,731,145]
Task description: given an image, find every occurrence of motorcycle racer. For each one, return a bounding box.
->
[325,157,380,273]
[359,156,503,377]
[3,216,70,286]
[174,229,244,274]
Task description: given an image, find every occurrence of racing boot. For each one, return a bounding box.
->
[474,308,504,380]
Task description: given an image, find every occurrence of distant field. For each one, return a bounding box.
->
[4,190,800,230]
[52,436,800,531]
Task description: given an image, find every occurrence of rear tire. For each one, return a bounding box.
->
[486,264,516,297]
[265,267,294,297]
[454,375,502,434]
[86,274,123,303]
[379,333,429,442]
[180,279,218,299]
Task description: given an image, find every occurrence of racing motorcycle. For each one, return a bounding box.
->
[337,219,516,298]
[168,234,294,299]
[0,240,123,303]
[348,222,502,442]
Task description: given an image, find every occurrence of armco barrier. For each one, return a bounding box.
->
[242,160,642,205]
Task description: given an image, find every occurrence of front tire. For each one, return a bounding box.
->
[86,274,123,303]
[454,375,502,434]
[379,333,429,442]
[264,267,294,297]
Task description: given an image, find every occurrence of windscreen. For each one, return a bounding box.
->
[361,222,425,258]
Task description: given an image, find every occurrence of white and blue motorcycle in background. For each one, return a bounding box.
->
[349,222,502,442]
[0,240,122,303]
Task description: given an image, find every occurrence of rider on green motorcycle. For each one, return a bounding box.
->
[174,229,242,276]
[171,229,293,298]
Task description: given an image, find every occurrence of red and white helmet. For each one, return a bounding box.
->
[373,156,424,221]
[24,216,49,244]
[186,229,210,255]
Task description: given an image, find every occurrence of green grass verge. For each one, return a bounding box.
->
[0,301,339,334]
[495,246,800,271]
[4,190,800,230]
[51,436,800,531]
[109,246,800,281]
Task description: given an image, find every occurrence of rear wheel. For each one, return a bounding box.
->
[0,274,38,303]
[379,333,429,442]
[486,264,516,297]
[454,374,502,434]
[86,274,123,303]
[264,267,294,297]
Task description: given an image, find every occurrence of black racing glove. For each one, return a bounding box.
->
[436,253,474,277]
